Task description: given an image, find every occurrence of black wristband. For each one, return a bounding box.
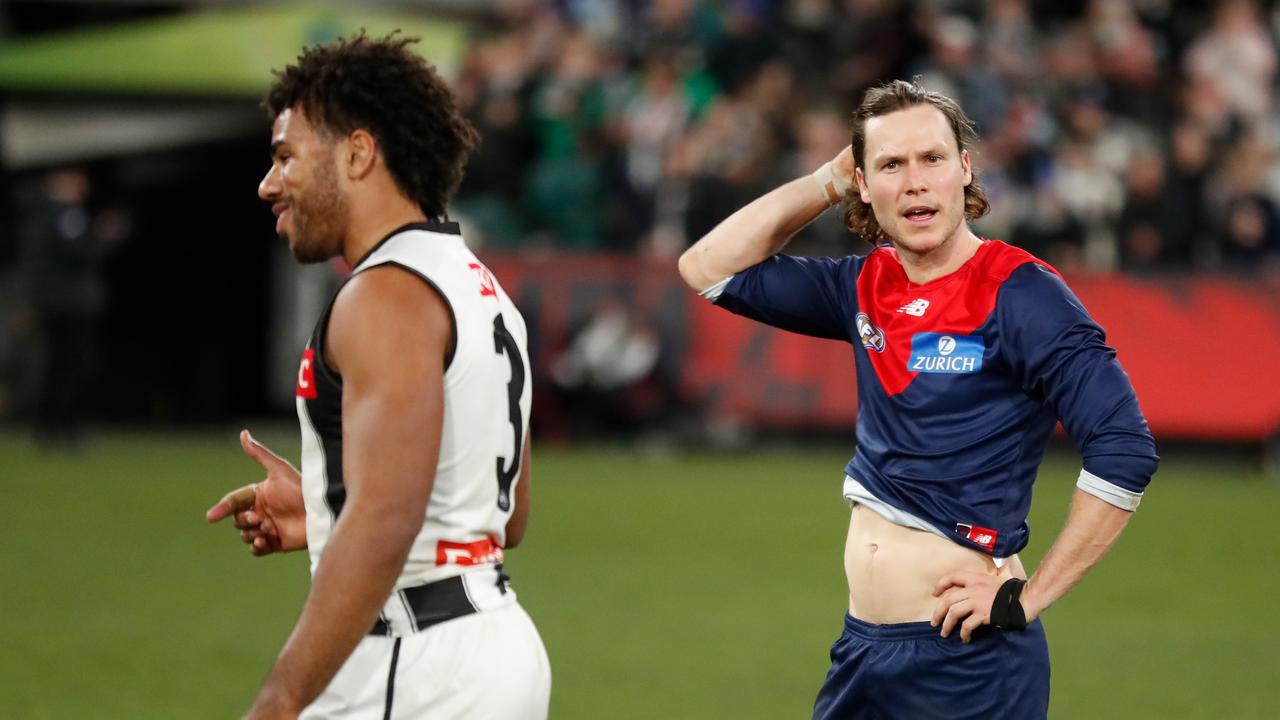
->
[989,578,1028,631]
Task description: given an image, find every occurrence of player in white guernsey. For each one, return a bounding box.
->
[205,33,549,719]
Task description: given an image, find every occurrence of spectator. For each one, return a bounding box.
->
[550,300,666,439]
[18,167,120,447]
[525,26,615,249]
[911,14,1007,134]
[1210,134,1280,269]
[454,31,540,248]
[618,53,693,253]
[438,0,1280,275]
[1184,0,1276,129]
[984,0,1041,87]
[1118,150,1179,270]
[670,60,779,245]
[1164,118,1214,266]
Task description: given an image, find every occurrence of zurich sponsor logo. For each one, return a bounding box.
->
[855,313,886,353]
[909,333,984,374]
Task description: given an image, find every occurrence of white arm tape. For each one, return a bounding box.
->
[699,276,733,301]
[1076,468,1144,511]
[811,161,851,206]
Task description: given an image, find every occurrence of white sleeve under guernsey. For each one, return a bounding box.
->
[1076,468,1144,511]
[698,276,733,301]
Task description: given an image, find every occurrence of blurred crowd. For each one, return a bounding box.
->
[449,0,1280,273]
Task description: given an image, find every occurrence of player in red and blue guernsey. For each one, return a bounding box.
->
[678,80,1157,719]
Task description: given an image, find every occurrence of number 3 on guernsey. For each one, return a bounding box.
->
[492,314,525,511]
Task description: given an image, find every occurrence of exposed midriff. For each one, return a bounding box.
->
[844,502,1027,624]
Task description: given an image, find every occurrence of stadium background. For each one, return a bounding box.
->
[1,0,1278,717]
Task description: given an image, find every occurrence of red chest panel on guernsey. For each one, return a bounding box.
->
[856,241,1057,397]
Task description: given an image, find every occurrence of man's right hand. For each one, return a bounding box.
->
[206,430,307,555]
[832,145,854,189]
[812,145,855,206]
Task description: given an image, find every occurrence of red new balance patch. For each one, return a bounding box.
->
[955,522,998,551]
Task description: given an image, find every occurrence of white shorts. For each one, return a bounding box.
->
[302,575,550,719]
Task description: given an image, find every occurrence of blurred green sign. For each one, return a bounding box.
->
[0,5,469,96]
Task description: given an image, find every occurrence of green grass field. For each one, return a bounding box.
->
[2,431,1278,718]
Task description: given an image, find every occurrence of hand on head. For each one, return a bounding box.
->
[833,145,854,185]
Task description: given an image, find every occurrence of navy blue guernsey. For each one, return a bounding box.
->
[712,240,1158,557]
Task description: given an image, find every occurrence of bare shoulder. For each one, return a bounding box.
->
[326,264,452,376]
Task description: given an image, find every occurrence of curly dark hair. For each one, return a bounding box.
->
[264,31,479,220]
[843,80,989,244]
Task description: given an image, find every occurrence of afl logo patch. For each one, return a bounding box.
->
[855,313,886,353]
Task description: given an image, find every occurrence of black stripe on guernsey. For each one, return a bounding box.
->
[383,638,402,720]
[302,249,461,520]
[353,220,462,269]
[304,294,346,518]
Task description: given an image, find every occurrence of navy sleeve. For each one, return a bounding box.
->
[711,254,857,341]
[997,264,1158,505]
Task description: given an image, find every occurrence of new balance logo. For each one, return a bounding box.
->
[955,522,998,551]
[898,298,930,317]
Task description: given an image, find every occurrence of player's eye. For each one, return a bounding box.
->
[883,160,899,170]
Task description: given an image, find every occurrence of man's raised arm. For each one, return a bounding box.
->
[677,146,853,293]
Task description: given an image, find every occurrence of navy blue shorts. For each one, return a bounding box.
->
[812,614,1050,720]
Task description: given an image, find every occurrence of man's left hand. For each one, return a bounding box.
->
[931,572,1031,643]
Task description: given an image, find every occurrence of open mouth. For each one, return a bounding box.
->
[903,207,938,224]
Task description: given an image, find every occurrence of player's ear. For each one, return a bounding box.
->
[344,129,378,180]
[961,149,972,187]
[855,167,871,204]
